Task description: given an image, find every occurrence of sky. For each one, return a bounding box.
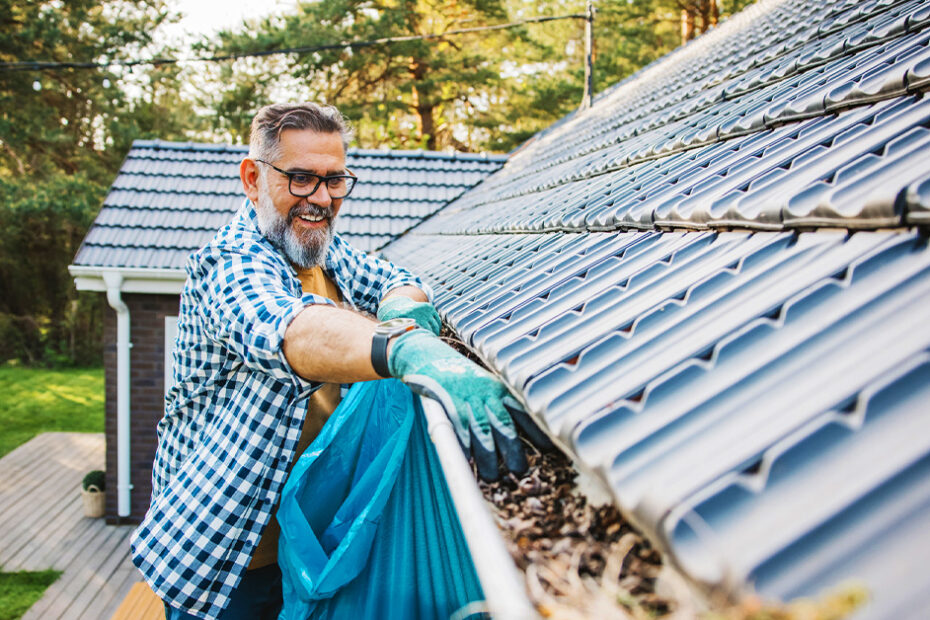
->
[159,0,300,44]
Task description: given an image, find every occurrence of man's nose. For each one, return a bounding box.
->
[305,181,332,205]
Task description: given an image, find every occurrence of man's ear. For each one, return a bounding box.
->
[240,158,260,203]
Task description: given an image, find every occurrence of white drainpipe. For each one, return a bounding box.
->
[420,396,538,619]
[103,271,132,518]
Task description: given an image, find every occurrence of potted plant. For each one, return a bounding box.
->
[81,470,106,518]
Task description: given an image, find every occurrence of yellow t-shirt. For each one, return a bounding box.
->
[248,266,343,569]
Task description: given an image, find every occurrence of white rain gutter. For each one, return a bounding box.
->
[102,271,133,518]
[419,396,538,620]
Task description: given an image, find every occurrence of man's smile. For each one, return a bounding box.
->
[289,204,334,230]
[294,213,329,229]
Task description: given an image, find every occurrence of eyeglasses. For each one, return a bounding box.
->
[255,159,358,199]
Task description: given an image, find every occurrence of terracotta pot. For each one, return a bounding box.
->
[81,485,105,518]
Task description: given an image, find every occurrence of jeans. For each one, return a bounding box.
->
[163,563,283,620]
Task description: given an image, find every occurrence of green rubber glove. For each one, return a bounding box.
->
[388,329,527,480]
[377,296,441,335]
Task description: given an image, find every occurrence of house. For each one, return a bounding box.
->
[69,0,930,613]
[68,141,507,522]
[379,0,930,616]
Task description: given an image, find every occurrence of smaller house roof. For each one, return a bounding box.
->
[72,140,506,270]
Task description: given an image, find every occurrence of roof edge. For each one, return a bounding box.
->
[129,139,509,162]
[69,265,186,295]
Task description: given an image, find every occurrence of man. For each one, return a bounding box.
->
[130,103,531,620]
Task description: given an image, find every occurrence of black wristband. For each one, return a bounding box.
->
[371,331,392,378]
[371,318,418,378]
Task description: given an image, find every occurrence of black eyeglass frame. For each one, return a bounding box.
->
[255,159,358,199]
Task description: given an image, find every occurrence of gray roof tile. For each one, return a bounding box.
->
[380,0,930,615]
[905,172,930,224]
[73,143,505,268]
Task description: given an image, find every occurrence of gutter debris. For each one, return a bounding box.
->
[478,447,669,619]
[476,443,868,620]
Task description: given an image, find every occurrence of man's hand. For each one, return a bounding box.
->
[388,329,531,480]
[377,296,441,335]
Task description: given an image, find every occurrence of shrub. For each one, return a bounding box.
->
[81,470,105,492]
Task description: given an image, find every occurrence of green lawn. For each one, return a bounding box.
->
[0,570,61,620]
[0,365,104,459]
[0,366,102,619]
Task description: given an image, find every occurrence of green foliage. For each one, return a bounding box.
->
[197,0,757,152]
[0,0,183,181]
[0,175,105,366]
[0,570,61,620]
[204,0,527,151]
[0,366,104,458]
[0,0,191,366]
[481,0,757,151]
[81,469,106,492]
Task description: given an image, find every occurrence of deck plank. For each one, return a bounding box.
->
[21,512,126,618]
[22,500,99,571]
[0,433,143,620]
[0,434,101,560]
[0,433,64,493]
[58,528,134,619]
[2,471,98,568]
[97,565,149,620]
[0,433,97,504]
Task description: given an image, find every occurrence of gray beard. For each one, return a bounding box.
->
[255,187,334,270]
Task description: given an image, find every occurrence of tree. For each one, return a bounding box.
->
[477,0,758,150]
[0,0,190,365]
[205,0,533,151]
[677,0,754,43]
[199,0,757,153]
[0,0,761,364]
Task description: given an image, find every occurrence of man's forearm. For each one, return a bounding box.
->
[283,286,430,383]
[283,305,383,383]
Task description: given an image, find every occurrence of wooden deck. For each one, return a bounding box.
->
[0,432,147,620]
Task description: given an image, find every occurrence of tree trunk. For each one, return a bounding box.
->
[409,59,437,150]
[681,9,695,45]
[681,0,718,45]
[417,102,437,150]
[700,0,718,31]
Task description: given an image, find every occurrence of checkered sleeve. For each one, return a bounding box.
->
[328,234,432,315]
[200,249,338,389]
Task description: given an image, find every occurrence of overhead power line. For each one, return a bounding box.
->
[0,13,586,73]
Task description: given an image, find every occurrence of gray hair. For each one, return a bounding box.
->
[248,102,354,162]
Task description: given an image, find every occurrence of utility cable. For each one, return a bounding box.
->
[0,13,586,72]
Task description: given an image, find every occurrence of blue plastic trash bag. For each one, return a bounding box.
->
[277,379,485,620]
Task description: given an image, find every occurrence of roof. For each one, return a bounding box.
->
[72,141,507,269]
[381,0,930,615]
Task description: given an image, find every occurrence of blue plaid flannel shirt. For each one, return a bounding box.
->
[130,201,429,619]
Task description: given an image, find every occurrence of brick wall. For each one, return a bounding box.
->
[103,293,180,524]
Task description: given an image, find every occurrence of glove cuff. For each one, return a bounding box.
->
[376,295,413,321]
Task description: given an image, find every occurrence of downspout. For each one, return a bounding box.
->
[103,271,132,518]
[420,397,538,619]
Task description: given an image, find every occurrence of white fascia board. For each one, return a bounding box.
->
[69,265,186,295]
